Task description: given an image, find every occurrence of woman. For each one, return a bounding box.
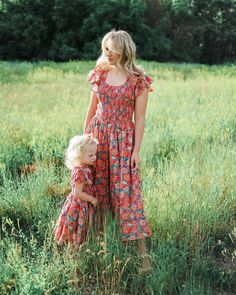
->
[84,29,153,275]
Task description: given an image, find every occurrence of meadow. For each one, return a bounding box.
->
[0,60,235,294]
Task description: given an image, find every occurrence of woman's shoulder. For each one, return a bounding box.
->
[132,65,151,79]
[87,64,108,89]
[88,64,108,79]
[131,66,153,97]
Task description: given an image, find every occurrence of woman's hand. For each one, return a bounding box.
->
[131,151,141,172]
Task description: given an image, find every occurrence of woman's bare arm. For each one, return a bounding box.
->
[131,89,148,171]
[133,89,148,153]
[83,91,99,134]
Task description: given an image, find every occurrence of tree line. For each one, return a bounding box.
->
[0,0,235,64]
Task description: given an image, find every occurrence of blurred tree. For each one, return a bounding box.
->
[0,0,54,60]
[78,0,147,59]
[166,0,203,62]
[48,0,90,60]
[192,0,236,63]
[0,0,235,63]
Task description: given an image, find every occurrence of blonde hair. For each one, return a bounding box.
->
[65,134,98,170]
[96,29,145,78]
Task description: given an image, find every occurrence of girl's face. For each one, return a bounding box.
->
[80,144,97,166]
[104,38,121,66]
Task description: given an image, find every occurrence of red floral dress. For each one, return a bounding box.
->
[53,166,96,246]
[86,66,153,241]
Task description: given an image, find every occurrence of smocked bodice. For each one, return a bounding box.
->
[87,66,153,127]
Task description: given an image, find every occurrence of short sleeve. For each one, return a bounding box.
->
[87,66,103,92]
[134,74,153,98]
[72,167,86,185]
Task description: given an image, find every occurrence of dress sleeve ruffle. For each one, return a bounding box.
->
[72,167,86,184]
[87,66,103,92]
[134,74,153,98]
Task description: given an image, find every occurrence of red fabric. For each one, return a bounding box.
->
[86,66,153,241]
[53,167,97,246]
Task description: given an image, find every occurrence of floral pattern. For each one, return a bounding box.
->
[53,166,96,246]
[86,66,153,241]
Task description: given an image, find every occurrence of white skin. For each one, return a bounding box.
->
[80,143,97,167]
[74,144,99,207]
[83,38,150,273]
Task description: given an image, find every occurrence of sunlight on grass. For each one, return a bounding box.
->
[0,61,235,294]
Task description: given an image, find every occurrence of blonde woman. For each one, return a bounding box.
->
[84,30,153,275]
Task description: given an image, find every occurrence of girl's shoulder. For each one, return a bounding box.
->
[72,166,89,184]
[71,166,93,185]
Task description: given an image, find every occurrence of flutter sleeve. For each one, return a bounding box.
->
[72,167,86,185]
[134,74,153,98]
[87,66,103,92]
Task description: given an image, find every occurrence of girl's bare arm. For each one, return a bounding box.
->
[74,181,97,206]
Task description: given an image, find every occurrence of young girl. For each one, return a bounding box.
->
[52,134,99,249]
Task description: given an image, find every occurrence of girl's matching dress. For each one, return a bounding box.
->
[86,66,153,241]
[53,166,96,246]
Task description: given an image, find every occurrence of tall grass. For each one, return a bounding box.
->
[0,61,235,294]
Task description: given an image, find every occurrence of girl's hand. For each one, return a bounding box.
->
[91,197,99,207]
[131,151,141,172]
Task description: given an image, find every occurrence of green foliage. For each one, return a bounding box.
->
[0,0,235,63]
[192,0,236,63]
[0,0,55,60]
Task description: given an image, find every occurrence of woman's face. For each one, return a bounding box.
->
[104,39,121,66]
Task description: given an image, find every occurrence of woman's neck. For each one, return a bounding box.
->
[109,65,125,74]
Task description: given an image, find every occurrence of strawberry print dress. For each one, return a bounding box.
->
[86,66,153,241]
[53,166,96,246]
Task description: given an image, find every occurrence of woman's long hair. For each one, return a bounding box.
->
[96,29,145,78]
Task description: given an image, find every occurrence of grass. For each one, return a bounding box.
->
[0,60,235,294]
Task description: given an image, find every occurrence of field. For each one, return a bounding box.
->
[0,61,235,294]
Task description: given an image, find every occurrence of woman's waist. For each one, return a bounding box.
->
[91,115,134,129]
